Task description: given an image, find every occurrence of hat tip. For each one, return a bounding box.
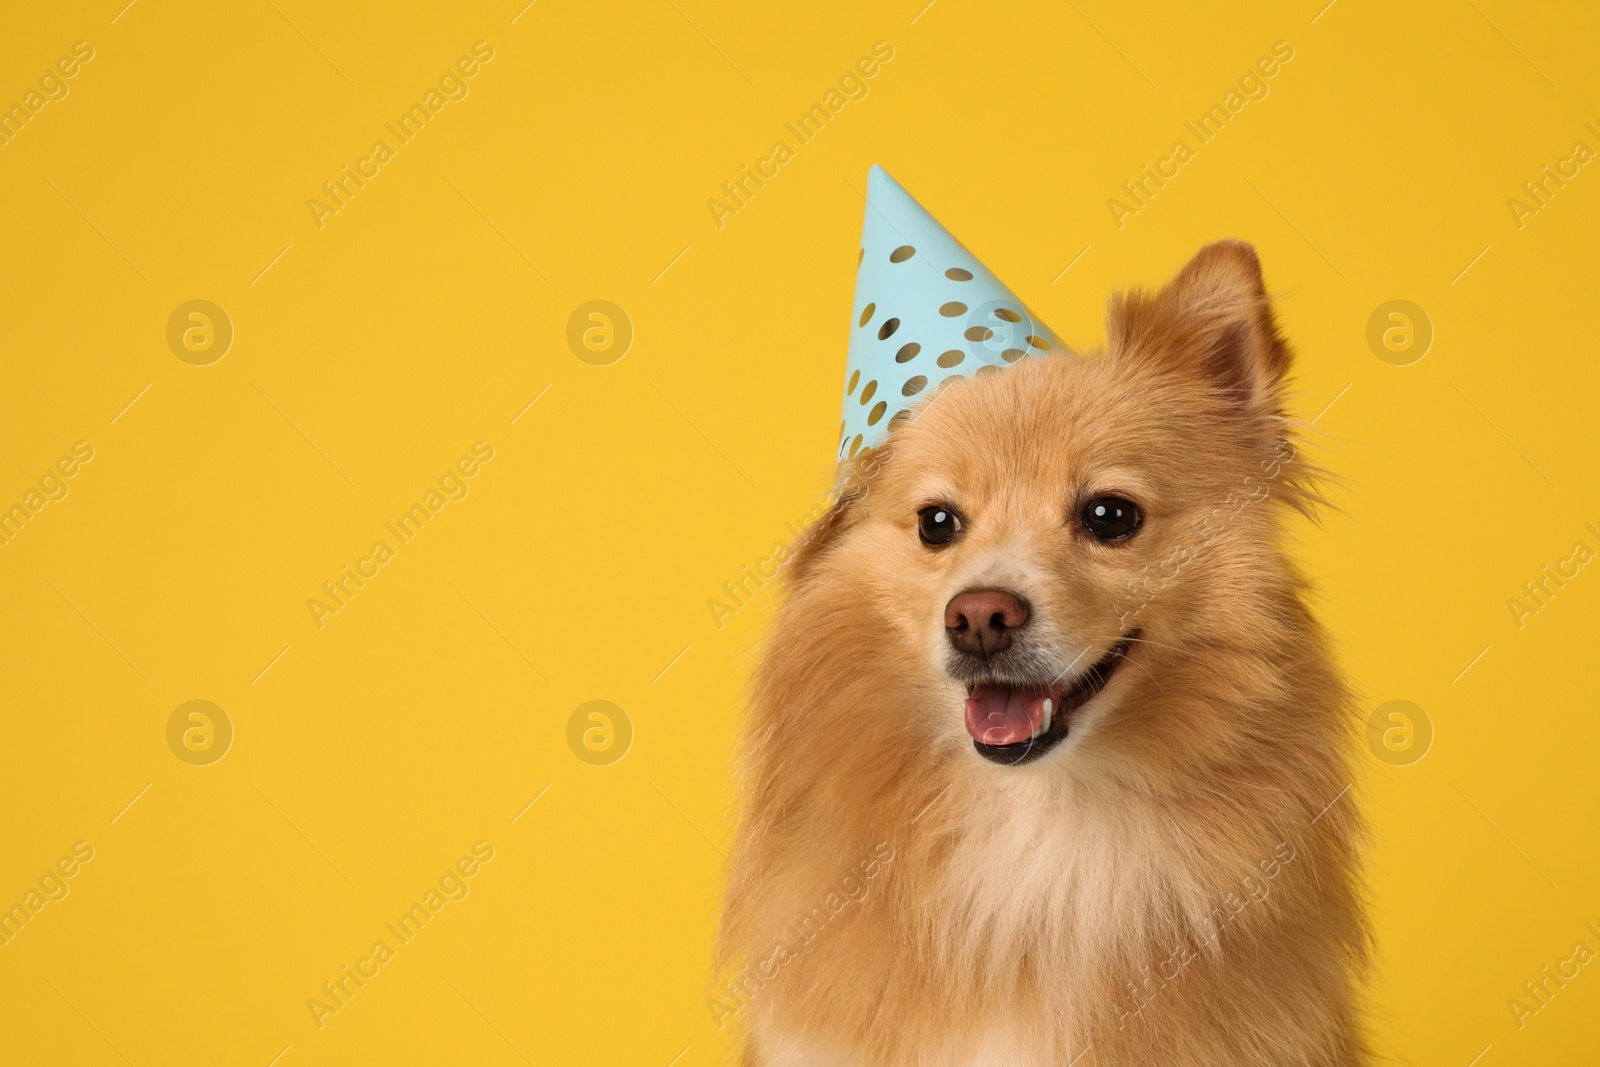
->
[866,164,903,202]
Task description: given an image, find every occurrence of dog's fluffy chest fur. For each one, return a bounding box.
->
[738,776,1352,1066]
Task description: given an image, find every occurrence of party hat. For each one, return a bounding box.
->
[838,166,1067,460]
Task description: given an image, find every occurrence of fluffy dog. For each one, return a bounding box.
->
[719,241,1366,1066]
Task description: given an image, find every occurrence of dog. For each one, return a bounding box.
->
[718,241,1367,1066]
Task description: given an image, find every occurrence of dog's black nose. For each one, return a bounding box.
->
[944,589,1029,658]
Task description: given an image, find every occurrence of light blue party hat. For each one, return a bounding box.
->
[839,166,1067,460]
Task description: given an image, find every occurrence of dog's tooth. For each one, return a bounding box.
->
[1041,697,1054,734]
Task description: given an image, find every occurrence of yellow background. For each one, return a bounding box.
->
[1,0,1596,1063]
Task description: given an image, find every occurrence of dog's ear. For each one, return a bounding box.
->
[786,445,891,580]
[1109,240,1290,412]
[787,486,863,580]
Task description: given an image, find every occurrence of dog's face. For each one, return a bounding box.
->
[800,241,1304,773]
[869,360,1168,768]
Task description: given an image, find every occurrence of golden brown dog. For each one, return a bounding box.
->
[718,241,1367,1066]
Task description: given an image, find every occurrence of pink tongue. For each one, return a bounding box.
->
[964,683,1049,746]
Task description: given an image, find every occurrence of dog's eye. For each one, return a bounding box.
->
[917,506,962,547]
[1082,497,1142,542]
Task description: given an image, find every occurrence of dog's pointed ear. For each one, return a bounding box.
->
[1110,240,1290,412]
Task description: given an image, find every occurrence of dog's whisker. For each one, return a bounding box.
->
[1049,643,1095,686]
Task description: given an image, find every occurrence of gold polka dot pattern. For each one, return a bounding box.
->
[840,167,1069,459]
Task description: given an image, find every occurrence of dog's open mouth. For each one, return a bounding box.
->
[964,633,1137,765]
